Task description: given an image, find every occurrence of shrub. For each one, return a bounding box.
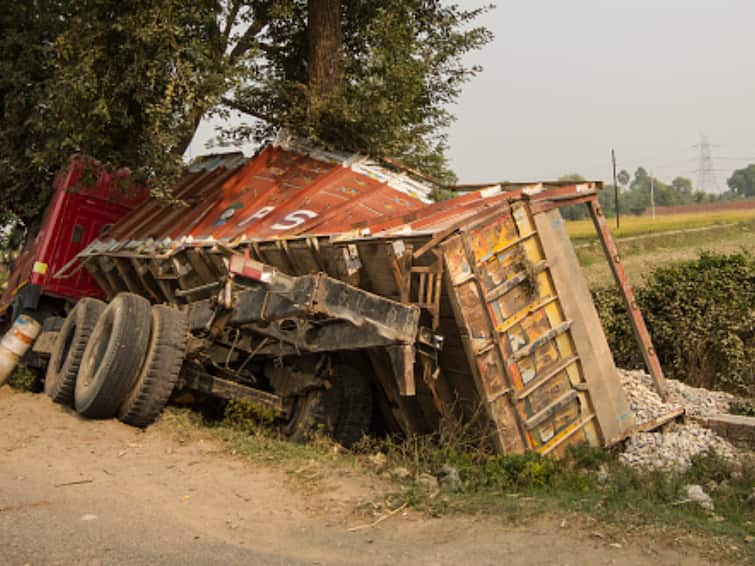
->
[594,251,754,396]
[6,365,43,393]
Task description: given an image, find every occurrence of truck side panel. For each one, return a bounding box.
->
[440,203,634,454]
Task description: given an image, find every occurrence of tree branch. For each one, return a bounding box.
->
[222,0,243,44]
[228,19,265,63]
[220,96,272,122]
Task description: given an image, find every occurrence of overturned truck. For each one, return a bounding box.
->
[45,137,667,455]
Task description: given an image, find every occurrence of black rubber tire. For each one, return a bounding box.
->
[283,364,373,448]
[118,305,188,427]
[283,389,329,444]
[74,293,151,419]
[44,298,106,405]
[330,364,373,448]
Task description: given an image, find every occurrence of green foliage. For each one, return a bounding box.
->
[1,1,492,227]
[225,1,492,182]
[557,174,590,220]
[594,251,755,396]
[223,398,277,433]
[557,165,748,223]
[6,365,43,393]
[366,426,753,547]
[0,1,229,226]
[728,399,755,417]
[0,2,66,228]
[616,169,630,188]
[727,164,755,198]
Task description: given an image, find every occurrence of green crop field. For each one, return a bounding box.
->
[568,210,755,288]
[566,208,755,241]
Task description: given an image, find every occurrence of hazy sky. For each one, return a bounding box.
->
[447,0,755,188]
[189,1,755,190]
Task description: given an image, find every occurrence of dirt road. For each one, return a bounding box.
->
[0,387,713,565]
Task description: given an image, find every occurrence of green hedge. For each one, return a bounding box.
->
[594,251,754,396]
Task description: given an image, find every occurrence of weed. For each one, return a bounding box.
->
[358,425,754,560]
[223,399,276,434]
[7,364,42,393]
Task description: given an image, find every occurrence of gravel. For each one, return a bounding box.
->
[617,369,741,470]
[618,422,738,469]
[619,369,736,418]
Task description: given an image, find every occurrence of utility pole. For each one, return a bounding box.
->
[611,149,620,229]
[650,175,656,220]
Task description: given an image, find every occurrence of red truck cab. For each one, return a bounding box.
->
[1,156,148,323]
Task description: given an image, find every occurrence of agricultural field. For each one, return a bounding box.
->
[568,210,755,288]
[567,208,755,242]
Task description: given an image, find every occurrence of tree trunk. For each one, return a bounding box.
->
[307,0,342,98]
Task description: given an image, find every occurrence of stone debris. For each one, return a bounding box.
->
[619,423,738,470]
[618,369,736,418]
[617,369,740,470]
[618,369,682,424]
[684,484,715,512]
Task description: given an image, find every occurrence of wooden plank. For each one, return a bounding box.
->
[532,208,635,444]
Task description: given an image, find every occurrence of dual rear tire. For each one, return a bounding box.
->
[44,298,106,405]
[75,293,152,418]
[45,293,187,427]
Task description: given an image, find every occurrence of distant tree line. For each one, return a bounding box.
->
[559,164,753,221]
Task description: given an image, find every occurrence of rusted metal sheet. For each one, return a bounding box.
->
[70,138,654,455]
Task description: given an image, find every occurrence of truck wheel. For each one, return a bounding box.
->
[44,298,106,405]
[283,364,373,448]
[283,388,329,444]
[74,293,151,418]
[331,364,373,448]
[118,305,188,427]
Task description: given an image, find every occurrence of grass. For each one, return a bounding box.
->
[566,208,755,242]
[572,218,755,288]
[397,445,754,560]
[156,404,363,474]
[157,403,755,564]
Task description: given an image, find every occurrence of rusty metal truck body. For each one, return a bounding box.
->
[59,136,665,454]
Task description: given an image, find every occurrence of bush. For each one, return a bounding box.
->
[6,365,43,393]
[594,251,754,396]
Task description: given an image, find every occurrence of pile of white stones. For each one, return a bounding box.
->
[619,423,738,469]
[617,369,740,470]
[619,369,736,418]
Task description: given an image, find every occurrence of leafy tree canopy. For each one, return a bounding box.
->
[0,1,493,228]
[558,168,719,221]
[616,169,630,187]
[727,164,755,198]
